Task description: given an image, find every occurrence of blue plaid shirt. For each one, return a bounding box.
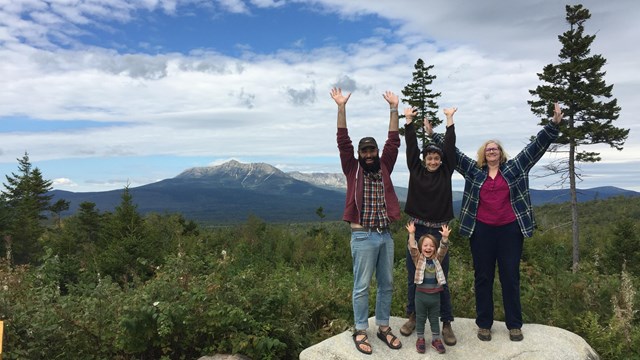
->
[433,122,559,238]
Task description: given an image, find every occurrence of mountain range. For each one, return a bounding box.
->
[49,160,640,224]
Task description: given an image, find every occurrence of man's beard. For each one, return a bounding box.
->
[359,155,381,173]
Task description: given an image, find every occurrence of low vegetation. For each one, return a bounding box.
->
[1,195,639,359]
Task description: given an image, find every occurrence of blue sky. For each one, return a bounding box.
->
[1,0,639,193]
[70,3,387,55]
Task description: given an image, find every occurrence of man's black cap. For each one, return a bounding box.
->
[358,137,378,151]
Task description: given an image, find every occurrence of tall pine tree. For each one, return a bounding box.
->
[528,4,629,272]
[400,58,441,147]
[99,186,151,284]
[1,152,54,264]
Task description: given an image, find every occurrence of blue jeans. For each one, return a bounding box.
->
[405,224,454,322]
[351,229,395,331]
[470,220,523,330]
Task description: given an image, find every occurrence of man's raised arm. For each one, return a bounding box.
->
[330,87,351,129]
[383,90,399,132]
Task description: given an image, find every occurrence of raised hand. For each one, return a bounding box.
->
[443,107,457,117]
[382,91,399,108]
[331,87,351,107]
[552,102,563,124]
[424,118,434,136]
[404,107,417,125]
[439,224,451,239]
[406,221,416,234]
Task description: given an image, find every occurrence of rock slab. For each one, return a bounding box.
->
[299,316,600,360]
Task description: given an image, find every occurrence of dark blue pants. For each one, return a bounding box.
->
[470,220,523,330]
[405,224,453,322]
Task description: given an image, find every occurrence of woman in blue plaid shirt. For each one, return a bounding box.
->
[431,102,563,342]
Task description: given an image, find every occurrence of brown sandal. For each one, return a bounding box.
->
[352,330,372,355]
[377,326,402,349]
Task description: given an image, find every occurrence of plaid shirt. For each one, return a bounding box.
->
[433,122,559,238]
[360,170,390,228]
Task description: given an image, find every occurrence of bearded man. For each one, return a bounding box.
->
[330,87,402,355]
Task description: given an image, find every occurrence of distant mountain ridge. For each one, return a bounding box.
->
[49,160,640,224]
[177,160,286,188]
[529,186,639,204]
[287,170,411,202]
[51,160,347,223]
[175,160,298,192]
[288,171,346,190]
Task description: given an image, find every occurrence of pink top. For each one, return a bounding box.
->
[476,170,516,226]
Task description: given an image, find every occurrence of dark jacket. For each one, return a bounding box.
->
[404,123,456,223]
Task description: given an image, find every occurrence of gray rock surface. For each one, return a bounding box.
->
[198,355,251,360]
[299,316,600,360]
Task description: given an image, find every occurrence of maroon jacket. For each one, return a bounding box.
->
[337,127,401,224]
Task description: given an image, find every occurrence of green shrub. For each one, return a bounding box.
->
[1,198,639,359]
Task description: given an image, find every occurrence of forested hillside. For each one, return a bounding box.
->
[1,195,638,359]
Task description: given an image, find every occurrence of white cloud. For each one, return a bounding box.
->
[250,0,286,8]
[52,177,77,187]
[216,0,250,14]
[1,0,638,193]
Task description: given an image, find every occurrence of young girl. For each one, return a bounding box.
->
[406,221,451,354]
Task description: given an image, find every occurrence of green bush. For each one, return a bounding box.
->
[1,197,640,359]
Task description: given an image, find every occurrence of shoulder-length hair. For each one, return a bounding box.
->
[418,234,439,258]
[476,140,509,168]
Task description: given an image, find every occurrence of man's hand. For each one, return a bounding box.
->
[332,87,351,128]
[383,91,399,108]
[331,87,351,107]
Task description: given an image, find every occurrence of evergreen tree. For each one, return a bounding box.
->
[74,201,103,278]
[106,186,144,240]
[99,186,151,284]
[0,195,13,262]
[76,201,102,244]
[45,201,103,285]
[177,215,199,236]
[400,58,441,147]
[603,219,639,276]
[50,198,70,229]
[528,4,629,272]
[1,152,54,264]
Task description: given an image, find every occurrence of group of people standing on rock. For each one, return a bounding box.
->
[331,87,563,355]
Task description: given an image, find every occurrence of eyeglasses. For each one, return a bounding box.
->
[485,147,500,153]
